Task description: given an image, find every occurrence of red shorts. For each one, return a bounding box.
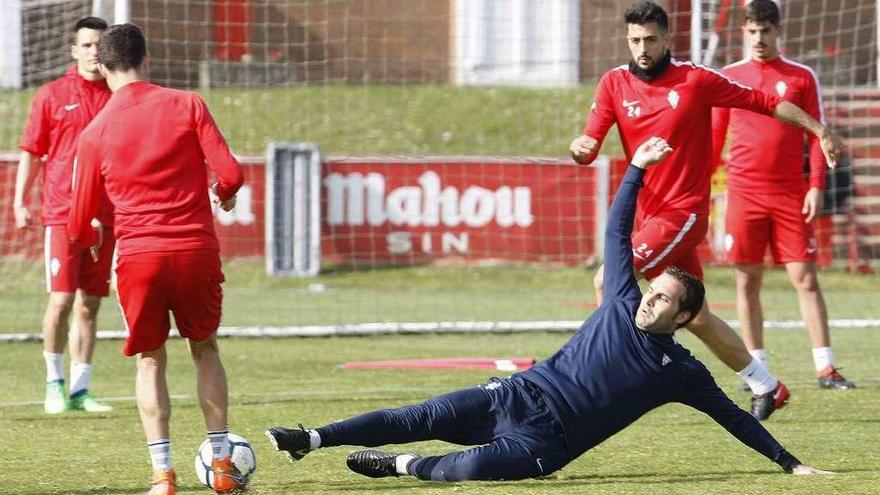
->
[632,210,709,280]
[724,189,817,264]
[44,224,115,296]
[116,249,225,356]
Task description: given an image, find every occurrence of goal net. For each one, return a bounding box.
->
[0,0,878,339]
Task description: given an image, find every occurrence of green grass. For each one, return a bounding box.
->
[0,85,617,157]
[1,330,878,494]
[1,261,879,333]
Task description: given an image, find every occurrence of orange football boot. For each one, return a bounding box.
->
[145,469,176,495]
[211,456,244,493]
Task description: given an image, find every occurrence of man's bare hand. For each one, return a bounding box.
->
[791,464,835,475]
[13,205,32,229]
[210,182,237,212]
[218,196,236,212]
[802,187,823,223]
[569,135,599,164]
[631,137,673,169]
[89,219,103,262]
[819,127,844,169]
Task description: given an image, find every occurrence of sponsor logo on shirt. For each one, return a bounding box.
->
[63,103,80,111]
[775,81,788,97]
[667,90,679,109]
[622,99,641,117]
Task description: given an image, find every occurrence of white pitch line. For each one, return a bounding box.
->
[0,386,444,408]
[1,319,878,343]
[3,380,876,410]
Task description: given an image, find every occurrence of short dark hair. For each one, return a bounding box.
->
[98,23,147,72]
[744,0,781,27]
[71,16,107,43]
[663,266,705,328]
[624,1,669,32]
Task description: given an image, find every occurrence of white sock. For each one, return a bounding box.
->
[148,439,172,471]
[812,346,835,372]
[69,362,92,397]
[395,454,417,476]
[43,351,64,383]
[736,357,777,395]
[308,429,321,450]
[208,430,230,460]
[748,348,768,368]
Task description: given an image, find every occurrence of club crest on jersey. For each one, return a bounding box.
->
[667,90,679,109]
[724,233,734,252]
[775,81,788,97]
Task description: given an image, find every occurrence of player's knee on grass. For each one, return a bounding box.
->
[411,437,562,481]
[413,450,542,481]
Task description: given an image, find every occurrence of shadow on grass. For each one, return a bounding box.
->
[263,466,864,493]
[548,469,781,485]
[15,484,207,495]
[25,468,874,495]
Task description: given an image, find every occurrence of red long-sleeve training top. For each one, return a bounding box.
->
[582,58,782,217]
[69,81,243,255]
[19,65,112,225]
[712,57,826,193]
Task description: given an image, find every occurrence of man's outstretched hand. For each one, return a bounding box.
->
[631,137,673,169]
[791,464,835,475]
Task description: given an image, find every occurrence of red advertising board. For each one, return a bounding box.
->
[0,153,266,260]
[2,153,744,268]
[319,157,599,265]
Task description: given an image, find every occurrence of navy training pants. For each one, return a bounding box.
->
[316,375,569,481]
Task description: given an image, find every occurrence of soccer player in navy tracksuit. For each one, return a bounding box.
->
[266,137,831,481]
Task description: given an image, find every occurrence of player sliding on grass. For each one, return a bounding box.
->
[712,0,854,391]
[570,1,844,420]
[266,137,831,481]
[69,23,244,495]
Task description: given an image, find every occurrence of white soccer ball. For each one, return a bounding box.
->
[194,433,256,489]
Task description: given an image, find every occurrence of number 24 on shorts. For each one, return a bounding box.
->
[634,242,654,260]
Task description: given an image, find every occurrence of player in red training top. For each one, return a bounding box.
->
[68,24,244,495]
[13,17,114,415]
[712,0,854,390]
[569,1,843,421]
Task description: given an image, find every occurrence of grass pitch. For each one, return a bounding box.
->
[1,329,878,495]
[1,84,878,494]
[0,85,610,157]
